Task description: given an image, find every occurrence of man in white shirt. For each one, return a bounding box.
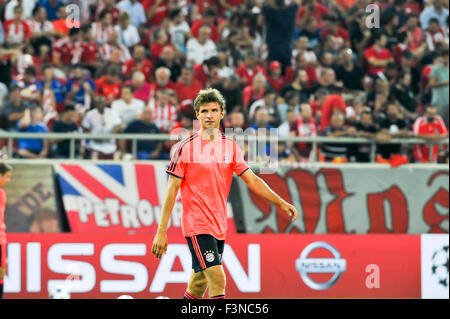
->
[186,25,217,66]
[81,95,122,158]
[111,85,145,129]
[117,0,146,27]
[4,0,36,21]
[115,11,140,48]
[420,0,449,29]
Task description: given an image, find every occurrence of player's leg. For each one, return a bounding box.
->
[185,269,208,299]
[203,265,226,298]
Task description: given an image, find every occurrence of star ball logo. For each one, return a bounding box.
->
[431,245,449,288]
[295,242,346,290]
[204,250,215,263]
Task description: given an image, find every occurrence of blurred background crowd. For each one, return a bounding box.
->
[0,0,448,163]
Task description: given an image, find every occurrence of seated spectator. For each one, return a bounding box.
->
[311,67,343,94]
[111,85,146,130]
[117,0,147,27]
[81,95,122,159]
[115,12,140,49]
[95,48,123,79]
[320,112,356,162]
[65,64,96,113]
[150,28,175,65]
[419,0,449,30]
[296,0,329,30]
[52,27,82,69]
[248,89,279,127]
[28,5,57,55]
[91,9,114,46]
[168,8,191,54]
[154,45,182,83]
[125,71,151,102]
[186,25,218,66]
[12,66,41,104]
[95,65,122,104]
[189,8,219,43]
[425,18,448,52]
[243,72,267,110]
[212,74,242,114]
[335,48,364,93]
[319,92,347,131]
[364,32,394,77]
[280,68,310,103]
[100,29,131,64]
[50,105,81,158]
[428,49,449,126]
[398,13,427,60]
[290,103,317,162]
[351,110,378,162]
[122,45,153,81]
[148,90,178,133]
[390,72,418,122]
[3,5,32,48]
[278,90,301,124]
[266,61,285,93]
[1,84,30,131]
[298,16,321,49]
[120,107,164,160]
[79,25,100,75]
[193,56,221,88]
[38,65,65,108]
[16,106,49,158]
[413,106,449,163]
[175,67,203,104]
[320,14,350,51]
[376,102,411,159]
[52,4,70,36]
[148,67,176,102]
[236,52,267,87]
[40,0,63,21]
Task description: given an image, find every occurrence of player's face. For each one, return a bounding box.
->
[0,171,12,188]
[196,102,224,130]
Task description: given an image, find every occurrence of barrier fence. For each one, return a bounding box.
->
[1,132,449,162]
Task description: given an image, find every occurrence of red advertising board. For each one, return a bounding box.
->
[3,234,421,299]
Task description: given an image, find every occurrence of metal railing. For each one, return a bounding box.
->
[1,132,448,162]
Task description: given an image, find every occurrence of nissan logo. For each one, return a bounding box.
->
[295,241,347,290]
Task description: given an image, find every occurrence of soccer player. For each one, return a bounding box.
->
[0,163,12,299]
[151,88,298,299]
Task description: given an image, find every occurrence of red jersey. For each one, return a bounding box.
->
[3,20,31,45]
[81,41,99,63]
[236,64,266,85]
[174,80,203,102]
[95,77,122,103]
[413,115,448,162]
[166,133,249,239]
[364,46,393,76]
[320,27,350,50]
[142,0,169,26]
[122,58,153,81]
[297,3,329,27]
[267,75,285,93]
[53,37,82,65]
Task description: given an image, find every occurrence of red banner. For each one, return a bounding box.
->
[3,233,421,299]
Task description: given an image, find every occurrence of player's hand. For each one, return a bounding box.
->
[280,202,298,222]
[0,267,6,280]
[152,231,168,260]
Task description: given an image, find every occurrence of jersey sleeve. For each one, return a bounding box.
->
[233,141,249,176]
[166,141,186,179]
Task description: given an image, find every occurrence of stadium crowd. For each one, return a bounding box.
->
[0,0,448,163]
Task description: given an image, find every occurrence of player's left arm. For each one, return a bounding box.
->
[240,169,298,222]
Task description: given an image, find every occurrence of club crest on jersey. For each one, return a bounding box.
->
[224,155,230,164]
[204,250,215,263]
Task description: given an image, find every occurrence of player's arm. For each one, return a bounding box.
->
[151,174,182,259]
[240,169,298,222]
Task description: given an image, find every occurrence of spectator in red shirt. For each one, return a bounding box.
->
[364,31,394,77]
[297,0,329,30]
[193,56,221,88]
[285,52,317,88]
[122,45,153,81]
[190,8,219,43]
[143,0,170,27]
[266,61,285,93]
[79,25,100,75]
[148,66,176,102]
[413,106,449,163]
[96,0,121,25]
[319,92,347,131]
[52,27,82,69]
[125,71,151,102]
[95,65,122,104]
[243,72,267,110]
[3,5,31,48]
[236,52,266,86]
[320,14,350,51]
[100,29,131,63]
[398,13,427,60]
[174,66,203,103]
[150,28,175,65]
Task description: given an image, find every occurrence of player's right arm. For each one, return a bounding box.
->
[151,174,182,259]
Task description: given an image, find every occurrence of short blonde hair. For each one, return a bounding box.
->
[193,88,226,113]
